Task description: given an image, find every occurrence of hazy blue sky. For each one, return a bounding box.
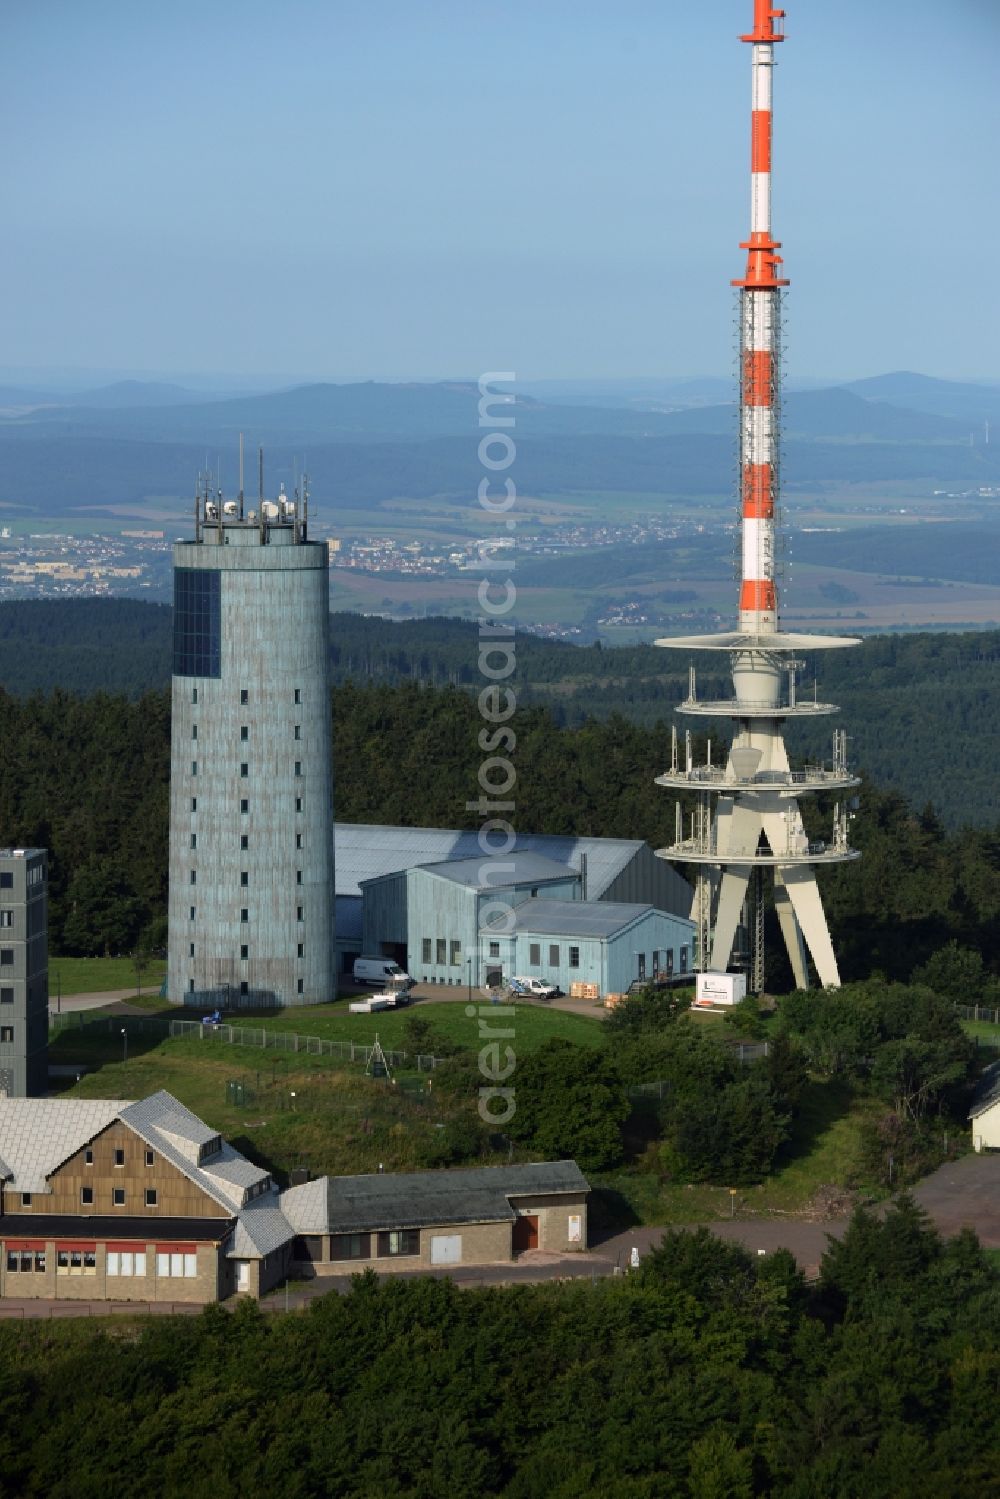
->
[2,0,997,384]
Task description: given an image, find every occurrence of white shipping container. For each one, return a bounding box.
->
[694,972,747,1008]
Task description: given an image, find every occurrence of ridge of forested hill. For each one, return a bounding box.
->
[0,676,997,974]
[0,599,995,828]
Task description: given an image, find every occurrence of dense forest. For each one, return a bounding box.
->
[4,1199,1000,1497]
[1,672,999,979]
[2,599,1000,826]
[429,980,976,1192]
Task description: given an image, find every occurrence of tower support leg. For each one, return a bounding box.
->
[710,865,752,972]
[777,866,841,988]
[773,867,809,989]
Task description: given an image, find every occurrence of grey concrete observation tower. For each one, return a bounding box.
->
[167,464,334,1007]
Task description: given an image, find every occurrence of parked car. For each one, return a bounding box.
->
[510,976,561,1000]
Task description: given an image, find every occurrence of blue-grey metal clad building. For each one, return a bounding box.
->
[167,481,334,1007]
[336,822,692,979]
[503,899,691,995]
[360,854,694,994]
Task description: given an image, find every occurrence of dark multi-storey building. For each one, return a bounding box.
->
[0,849,48,1097]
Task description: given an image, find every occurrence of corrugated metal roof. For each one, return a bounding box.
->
[509,898,653,939]
[970,1060,1000,1119]
[281,1160,589,1235]
[335,823,645,900]
[0,1099,129,1193]
[416,852,576,890]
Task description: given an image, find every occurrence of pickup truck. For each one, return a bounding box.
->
[510,976,561,1000]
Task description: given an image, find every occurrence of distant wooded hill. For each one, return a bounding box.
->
[1,376,999,517]
[0,598,995,829]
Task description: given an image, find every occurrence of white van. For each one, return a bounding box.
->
[353,956,414,992]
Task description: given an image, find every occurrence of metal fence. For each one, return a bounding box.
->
[956,1003,1000,1026]
[49,1012,446,1072]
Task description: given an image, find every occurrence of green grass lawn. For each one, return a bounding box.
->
[51,956,166,997]
[250,999,603,1052]
[962,1020,1000,1053]
[58,1036,488,1184]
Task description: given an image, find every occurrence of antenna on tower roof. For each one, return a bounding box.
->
[238,432,245,519]
[258,446,264,505]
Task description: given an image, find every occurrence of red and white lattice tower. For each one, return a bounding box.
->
[654,1,860,992]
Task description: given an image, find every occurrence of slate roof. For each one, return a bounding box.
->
[121,1092,270,1213]
[969,1060,1000,1119]
[335,823,646,901]
[508,898,655,939]
[415,852,576,890]
[281,1161,589,1236]
[0,1099,128,1193]
[227,1196,295,1259]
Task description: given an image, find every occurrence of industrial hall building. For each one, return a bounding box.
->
[336,823,695,995]
[0,1091,590,1303]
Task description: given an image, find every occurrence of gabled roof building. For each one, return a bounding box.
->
[0,1092,590,1302]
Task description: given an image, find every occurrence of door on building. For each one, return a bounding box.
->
[430,1234,462,1265]
[486,967,503,989]
[235,1260,250,1292]
[637,952,646,981]
[512,1214,539,1252]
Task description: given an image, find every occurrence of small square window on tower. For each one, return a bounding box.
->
[240,725,249,741]
[294,725,301,740]
[240,834,248,850]
[240,763,249,778]
[240,871,249,887]
[295,797,302,813]
[297,979,304,994]
[241,944,248,960]
[240,799,249,814]
[240,689,249,704]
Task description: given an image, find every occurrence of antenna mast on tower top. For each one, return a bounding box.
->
[652,2,861,993]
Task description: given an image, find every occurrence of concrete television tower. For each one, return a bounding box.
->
[166,452,334,1007]
[656,0,859,991]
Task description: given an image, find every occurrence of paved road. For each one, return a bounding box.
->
[5,1155,1000,1319]
[50,987,164,1016]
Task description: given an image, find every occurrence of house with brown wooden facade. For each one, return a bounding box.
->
[0,1091,590,1303]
